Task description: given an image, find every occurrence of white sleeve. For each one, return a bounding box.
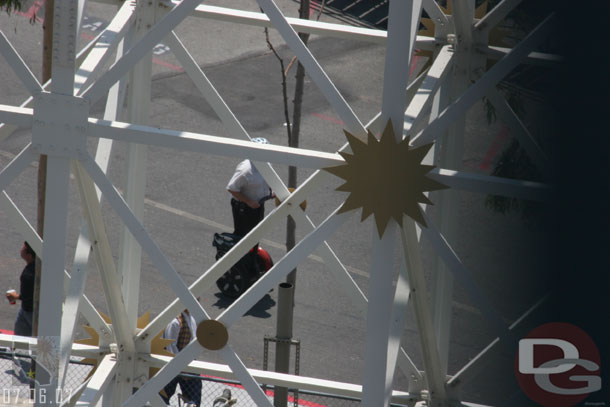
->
[227,161,246,192]
[188,315,197,343]
[163,318,180,355]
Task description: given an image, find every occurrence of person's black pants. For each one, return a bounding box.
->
[231,198,264,237]
[160,375,202,406]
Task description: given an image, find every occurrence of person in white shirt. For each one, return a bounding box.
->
[226,138,272,237]
[160,310,201,406]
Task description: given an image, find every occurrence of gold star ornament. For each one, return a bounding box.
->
[324,120,448,237]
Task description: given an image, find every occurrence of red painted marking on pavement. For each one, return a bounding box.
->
[0,329,14,335]
[201,374,328,406]
[410,53,422,76]
[16,0,43,22]
[480,125,509,171]
[81,32,95,41]
[312,113,344,126]
[310,1,319,17]
[152,57,184,72]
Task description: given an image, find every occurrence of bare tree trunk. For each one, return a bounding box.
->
[286,0,310,288]
[269,2,310,406]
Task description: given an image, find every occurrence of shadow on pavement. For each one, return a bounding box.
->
[212,293,276,319]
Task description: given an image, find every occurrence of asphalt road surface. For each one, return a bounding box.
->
[0,1,557,405]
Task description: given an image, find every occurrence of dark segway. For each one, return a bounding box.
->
[213,233,273,298]
[214,196,274,298]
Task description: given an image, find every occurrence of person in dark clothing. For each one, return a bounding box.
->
[6,241,36,336]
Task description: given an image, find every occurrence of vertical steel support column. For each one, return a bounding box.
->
[36,157,71,407]
[34,1,78,405]
[428,80,455,378]
[118,0,156,329]
[362,1,422,406]
[429,0,475,379]
[115,2,157,404]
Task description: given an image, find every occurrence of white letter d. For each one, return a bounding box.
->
[519,338,578,374]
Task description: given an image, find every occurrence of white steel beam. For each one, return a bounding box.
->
[50,1,78,94]
[448,295,548,391]
[401,218,446,399]
[419,211,510,338]
[219,346,274,407]
[426,76,455,380]
[256,0,367,138]
[452,0,475,45]
[118,0,154,332]
[428,168,550,201]
[0,31,43,95]
[483,46,562,66]
[80,154,206,322]
[0,33,102,143]
[59,37,132,383]
[0,144,36,192]
[0,104,34,128]
[486,88,551,175]
[76,0,88,36]
[36,156,71,406]
[474,0,524,32]
[355,84,425,386]
[164,32,251,140]
[88,118,342,168]
[219,207,351,327]
[366,67,429,137]
[122,340,202,407]
[82,0,203,105]
[429,0,477,374]
[385,263,414,392]
[191,4,436,51]
[363,1,422,405]
[72,161,136,347]
[76,355,117,406]
[59,375,90,407]
[144,354,416,404]
[116,2,155,401]
[363,219,399,406]
[59,221,94,389]
[404,46,454,135]
[0,335,101,358]
[74,0,135,95]
[194,4,385,44]
[411,14,556,147]
[422,0,449,26]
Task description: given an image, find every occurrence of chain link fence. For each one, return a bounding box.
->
[169,374,412,407]
[0,347,92,406]
[1,348,409,406]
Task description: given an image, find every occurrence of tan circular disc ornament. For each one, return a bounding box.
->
[196,320,229,350]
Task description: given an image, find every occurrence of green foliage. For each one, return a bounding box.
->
[479,0,557,222]
[1,0,23,15]
[484,139,542,221]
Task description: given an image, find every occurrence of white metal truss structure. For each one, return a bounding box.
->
[0,0,558,406]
